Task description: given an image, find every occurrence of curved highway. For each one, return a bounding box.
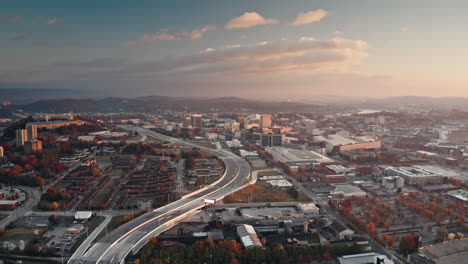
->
[71,126,251,264]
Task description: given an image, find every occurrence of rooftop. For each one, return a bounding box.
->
[267,147,334,164]
[448,190,468,202]
[418,239,468,264]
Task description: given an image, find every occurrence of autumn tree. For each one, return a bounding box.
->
[51,202,59,210]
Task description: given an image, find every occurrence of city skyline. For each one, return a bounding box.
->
[1,0,467,98]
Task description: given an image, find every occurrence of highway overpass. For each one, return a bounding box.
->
[70,126,252,264]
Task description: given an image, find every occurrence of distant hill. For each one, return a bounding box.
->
[360,96,468,109]
[0,88,78,104]
[15,96,322,113]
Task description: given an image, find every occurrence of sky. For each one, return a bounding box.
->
[1,0,467,99]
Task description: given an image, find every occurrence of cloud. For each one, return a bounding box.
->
[225,44,241,49]
[400,26,409,33]
[44,17,58,25]
[1,13,22,24]
[123,29,180,46]
[200,48,215,54]
[333,31,344,36]
[291,9,328,26]
[225,12,278,29]
[181,25,215,40]
[124,25,215,46]
[118,36,368,76]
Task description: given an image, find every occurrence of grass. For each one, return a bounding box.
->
[109,168,125,178]
[144,136,161,143]
[223,183,311,204]
[53,182,71,190]
[94,156,111,163]
[126,135,143,141]
[95,211,146,242]
[69,216,105,253]
[257,170,280,177]
[0,227,47,240]
[89,179,117,207]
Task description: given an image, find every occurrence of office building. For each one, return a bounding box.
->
[183,117,192,128]
[382,176,404,189]
[385,166,443,185]
[26,124,38,141]
[260,114,272,128]
[260,133,282,147]
[191,114,202,129]
[302,119,317,134]
[15,129,28,146]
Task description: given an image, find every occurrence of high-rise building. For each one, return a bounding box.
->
[183,117,192,128]
[25,140,42,154]
[15,129,28,146]
[260,133,283,147]
[191,114,202,129]
[26,124,38,141]
[0,146,4,158]
[260,114,272,128]
[302,119,317,135]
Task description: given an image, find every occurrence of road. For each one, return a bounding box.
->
[70,126,252,264]
[69,215,113,262]
[0,186,41,230]
[274,166,404,263]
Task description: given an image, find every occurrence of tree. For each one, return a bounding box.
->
[367,221,376,235]
[47,187,60,201]
[92,167,101,177]
[51,202,59,210]
[48,214,59,224]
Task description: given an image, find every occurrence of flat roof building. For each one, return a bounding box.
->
[267,147,334,169]
[331,184,366,198]
[386,166,443,185]
[411,238,468,264]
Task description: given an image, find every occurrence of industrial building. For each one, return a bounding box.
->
[236,224,262,249]
[331,184,366,198]
[314,134,381,154]
[411,238,468,264]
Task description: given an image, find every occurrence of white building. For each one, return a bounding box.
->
[267,179,293,189]
[297,203,319,214]
[382,176,404,189]
[331,185,366,198]
[237,224,262,249]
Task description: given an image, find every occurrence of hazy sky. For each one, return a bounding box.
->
[1,0,467,99]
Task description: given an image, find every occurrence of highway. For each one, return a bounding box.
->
[70,127,251,264]
[0,186,41,230]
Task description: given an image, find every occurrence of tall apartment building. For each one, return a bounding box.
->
[26,124,38,141]
[15,129,28,146]
[260,114,272,129]
[191,114,202,129]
